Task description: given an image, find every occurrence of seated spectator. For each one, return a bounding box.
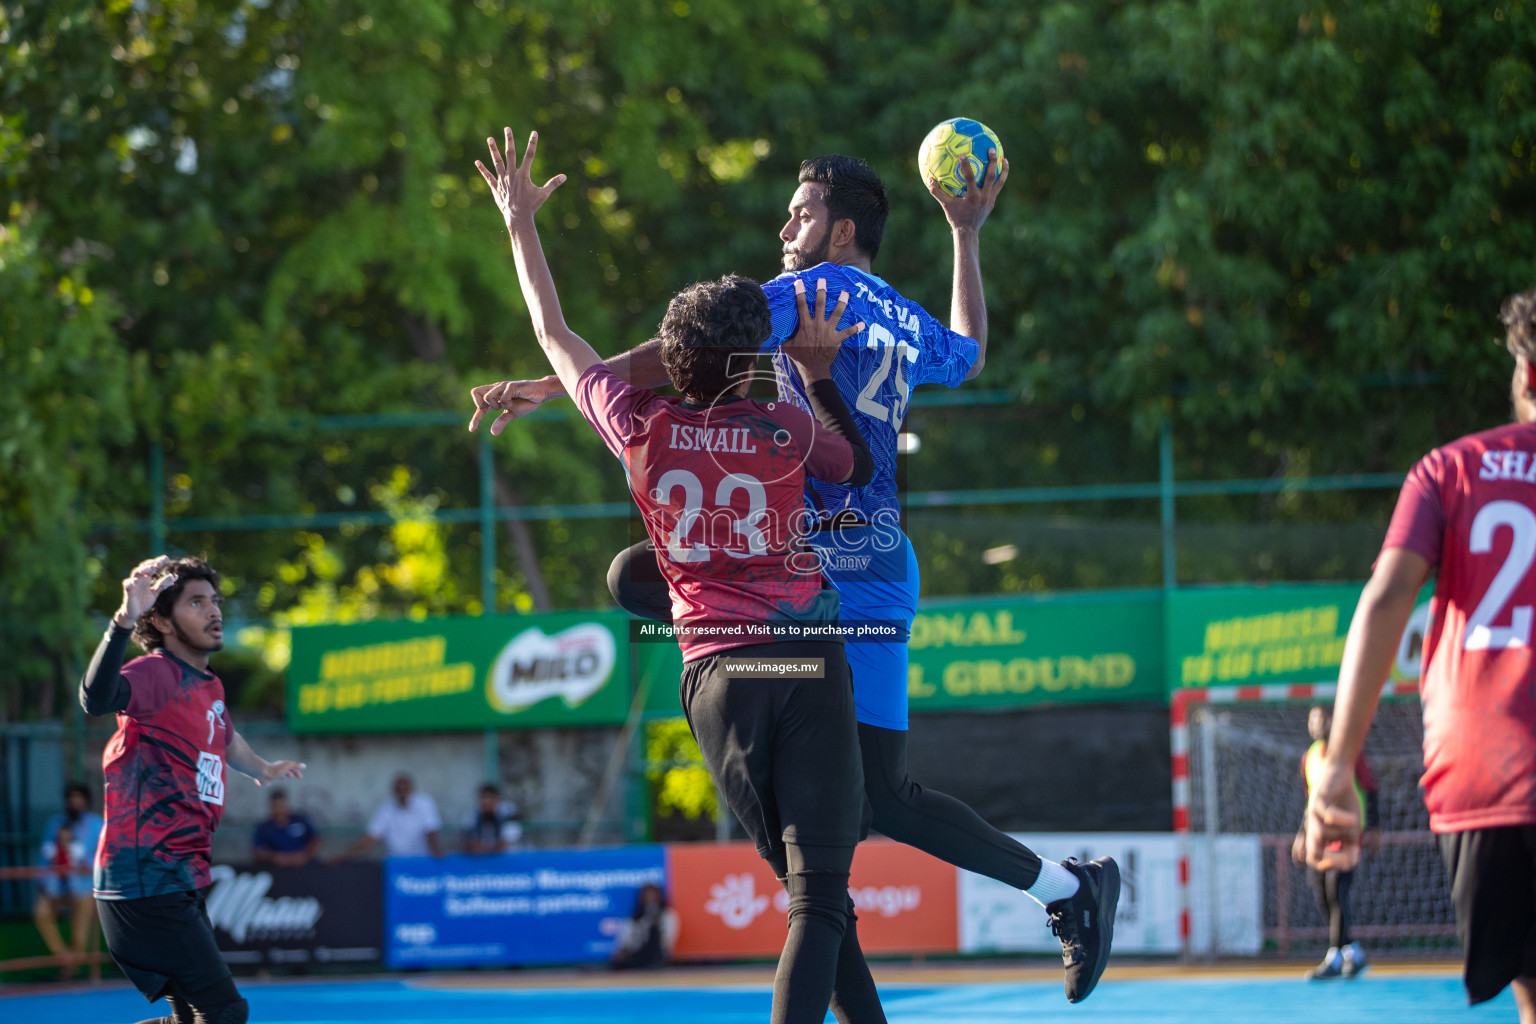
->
[252,789,322,867]
[461,783,524,854]
[610,883,679,970]
[33,783,102,980]
[337,773,442,859]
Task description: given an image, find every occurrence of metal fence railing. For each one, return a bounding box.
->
[102,386,1423,602]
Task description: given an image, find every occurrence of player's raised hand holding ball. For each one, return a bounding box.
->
[919,117,1009,231]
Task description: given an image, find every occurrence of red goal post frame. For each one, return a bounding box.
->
[1169,680,1422,958]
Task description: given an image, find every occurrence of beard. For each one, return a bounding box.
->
[781,225,832,273]
[174,617,224,654]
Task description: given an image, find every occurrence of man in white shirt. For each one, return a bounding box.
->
[337,774,442,859]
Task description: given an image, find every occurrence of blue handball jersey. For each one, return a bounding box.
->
[760,263,980,522]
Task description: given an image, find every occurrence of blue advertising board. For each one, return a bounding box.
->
[384,847,666,968]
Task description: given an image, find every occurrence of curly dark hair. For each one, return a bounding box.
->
[658,275,772,404]
[798,155,889,263]
[132,556,221,652]
[1501,286,1536,363]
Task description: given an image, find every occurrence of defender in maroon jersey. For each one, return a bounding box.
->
[475,128,883,1024]
[82,555,304,1024]
[1308,286,1536,1018]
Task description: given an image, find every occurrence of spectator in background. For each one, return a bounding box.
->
[1293,704,1379,980]
[337,773,442,859]
[252,789,322,867]
[610,884,679,970]
[33,783,103,980]
[461,783,523,854]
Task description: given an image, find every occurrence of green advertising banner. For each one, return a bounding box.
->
[1165,582,1436,691]
[1165,584,1363,689]
[285,582,1432,733]
[288,611,632,732]
[905,592,1165,710]
[638,637,686,718]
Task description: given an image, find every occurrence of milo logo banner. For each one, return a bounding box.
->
[288,612,629,732]
[906,593,1165,710]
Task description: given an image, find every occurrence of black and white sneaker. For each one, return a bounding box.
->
[1045,856,1120,1003]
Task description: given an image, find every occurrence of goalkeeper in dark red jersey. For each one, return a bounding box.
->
[476,128,883,1024]
[81,555,304,1024]
[1308,286,1536,1020]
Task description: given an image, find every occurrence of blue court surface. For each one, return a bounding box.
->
[0,970,1516,1023]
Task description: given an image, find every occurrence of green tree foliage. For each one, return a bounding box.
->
[3,0,1534,717]
[879,0,1536,594]
[0,209,130,718]
[645,718,717,824]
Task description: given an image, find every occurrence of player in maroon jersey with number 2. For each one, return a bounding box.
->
[1308,287,1536,1020]
[477,127,883,1024]
[81,555,304,1024]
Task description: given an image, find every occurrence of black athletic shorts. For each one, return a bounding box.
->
[97,886,233,1002]
[681,640,868,859]
[1439,825,1536,1004]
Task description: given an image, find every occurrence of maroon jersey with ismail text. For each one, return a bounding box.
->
[1382,421,1536,833]
[574,364,852,660]
[94,652,232,899]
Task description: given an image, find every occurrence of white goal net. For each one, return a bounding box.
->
[1177,685,1458,957]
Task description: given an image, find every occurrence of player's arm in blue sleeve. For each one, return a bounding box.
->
[760,274,803,354]
[911,302,982,389]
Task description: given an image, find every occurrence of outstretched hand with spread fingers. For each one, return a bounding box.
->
[782,277,866,381]
[475,127,567,230]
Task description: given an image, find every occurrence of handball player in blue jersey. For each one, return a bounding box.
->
[472,147,1118,1002]
[475,128,887,1024]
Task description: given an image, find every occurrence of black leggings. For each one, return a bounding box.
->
[610,540,1043,890]
[763,845,886,1024]
[857,721,1041,889]
[682,643,883,1024]
[1310,867,1354,948]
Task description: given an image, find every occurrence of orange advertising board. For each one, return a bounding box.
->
[666,839,958,959]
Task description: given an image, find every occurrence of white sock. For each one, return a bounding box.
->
[1024,858,1081,908]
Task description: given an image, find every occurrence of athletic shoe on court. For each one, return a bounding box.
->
[1307,947,1344,980]
[1341,942,1369,978]
[1046,856,1120,1003]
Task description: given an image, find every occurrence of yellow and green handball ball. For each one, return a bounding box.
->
[917,118,1004,197]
